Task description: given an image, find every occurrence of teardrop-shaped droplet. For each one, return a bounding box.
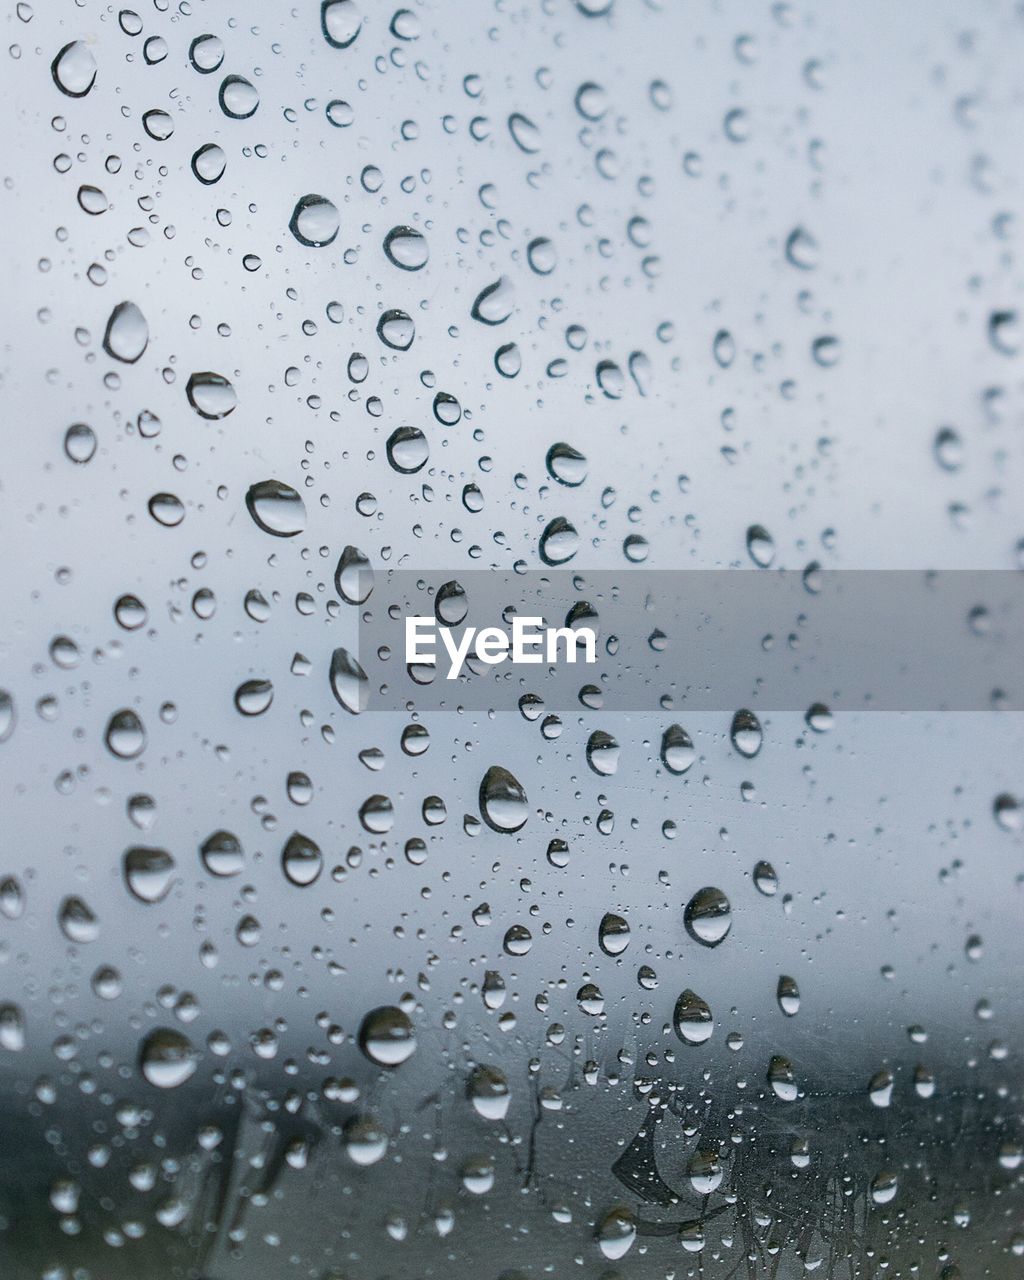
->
[142,109,174,141]
[189,34,224,73]
[0,1002,26,1051]
[767,1054,798,1101]
[688,1147,724,1194]
[245,480,306,537]
[586,730,619,776]
[359,793,394,833]
[186,371,236,418]
[234,679,273,716]
[191,142,226,184]
[471,277,514,325]
[105,709,146,759]
[329,647,369,714]
[58,896,99,944]
[596,1206,636,1261]
[479,765,528,833]
[383,225,429,270]
[673,988,714,1046]
[870,1170,898,1205]
[435,580,468,626]
[321,0,362,47]
[546,443,587,487]
[386,426,429,473]
[777,975,800,1016]
[359,1005,416,1066]
[290,194,339,247]
[661,724,695,775]
[730,709,762,758]
[684,886,732,947]
[139,1028,197,1088]
[467,1064,510,1120]
[124,846,175,903]
[784,226,818,270]
[52,41,97,97]
[0,691,17,743]
[507,112,541,154]
[753,860,778,895]
[200,830,244,877]
[334,545,374,604]
[103,301,149,363]
[219,74,259,119]
[868,1067,893,1108]
[746,524,775,567]
[598,912,630,956]
[281,832,323,887]
[539,517,579,565]
[376,309,415,350]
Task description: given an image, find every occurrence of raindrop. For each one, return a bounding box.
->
[245,480,306,537]
[508,112,541,154]
[64,423,96,463]
[191,143,226,185]
[124,847,175,903]
[344,1115,387,1165]
[596,1206,636,1261]
[386,426,429,473]
[767,1054,797,1101]
[186,372,236,418]
[377,309,415,349]
[290,194,339,247]
[598,913,630,956]
[188,34,224,73]
[234,679,273,716]
[335,546,374,604]
[103,301,148,363]
[329,647,369,714]
[684,886,732,947]
[139,1028,197,1088]
[661,724,695,774]
[52,41,97,97]
[870,1170,898,1205]
[730,709,762,758]
[383,225,429,270]
[471,277,514,325]
[142,109,174,141]
[539,517,579,565]
[777,975,800,1016]
[359,1006,416,1066]
[114,594,146,630]
[435,580,468,625]
[200,831,244,877]
[148,493,184,527]
[586,730,619,776]
[746,524,775,567]
[467,1065,510,1120]
[219,75,259,119]
[0,1004,26,1052]
[688,1148,723,1195]
[321,0,362,48]
[753,860,778,895]
[105,709,146,759]
[526,237,557,275]
[784,226,818,269]
[674,989,714,1046]
[546,443,587,487]
[479,765,528,833]
[58,896,99,944]
[281,832,323,886]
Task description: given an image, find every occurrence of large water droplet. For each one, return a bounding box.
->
[539,517,579,565]
[383,225,428,270]
[290,194,339,247]
[200,830,244,877]
[767,1054,797,1101]
[784,226,818,269]
[234,679,273,716]
[281,832,323,886]
[344,1114,388,1164]
[124,846,175,903]
[471,277,514,325]
[329,647,369,714]
[321,0,362,47]
[661,724,695,775]
[746,524,775,567]
[105,709,146,759]
[335,545,374,604]
[687,1148,724,1194]
[546,443,587,486]
[730,709,763,758]
[596,1206,636,1261]
[245,480,306,537]
[508,112,541,154]
[586,730,619,776]
[479,765,528,833]
[219,75,259,119]
[684,886,732,947]
[674,988,714,1045]
[186,371,236,418]
[598,913,630,956]
[0,1003,26,1051]
[467,1065,510,1120]
[52,41,97,97]
[189,34,224,73]
[777,975,800,1016]
[359,1006,416,1066]
[139,1028,197,1088]
[386,426,429,473]
[103,301,149,363]
[58,896,99,944]
[377,309,415,350]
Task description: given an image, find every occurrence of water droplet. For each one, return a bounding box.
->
[359,1005,416,1066]
[746,524,775,567]
[188,34,224,73]
[546,443,587,487]
[219,75,259,119]
[526,237,557,275]
[103,301,148,363]
[344,1114,388,1164]
[142,109,174,141]
[868,1068,893,1108]
[186,371,236,418]
[989,310,1019,356]
[713,329,735,368]
[335,545,374,604]
[870,1170,898,1205]
[993,793,1021,832]
[730,709,762,758]
[508,112,540,153]
[359,794,394,833]
[386,426,429,473]
[383,225,428,270]
[290,194,339,247]
[124,846,175,903]
[767,1054,797,1101]
[479,765,528,833]
[596,1206,636,1261]
[805,702,833,732]
[539,517,579,565]
[596,360,624,398]
[113,594,146,630]
[684,886,731,947]
[434,579,468,626]
[688,1148,723,1194]
[661,724,695,774]
[77,184,107,215]
[148,493,185,527]
[0,1003,26,1052]
[777,975,800,1016]
[784,226,818,269]
[52,41,97,97]
[598,913,630,956]
[674,988,714,1045]
[321,0,362,48]
[329,647,369,714]
[191,143,226,185]
[105,709,146,759]
[586,730,619,776]
[58,896,99,944]
[234,679,273,716]
[467,1065,510,1119]
[280,832,323,887]
[471,277,514,325]
[245,480,306,537]
[200,830,244,877]
[377,309,415,349]
[64,423,96,463]
[811,335,841,367]
[0,876,24,918]
[139,1028,197,1088]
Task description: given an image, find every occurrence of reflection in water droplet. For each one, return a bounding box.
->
[870,1170,898,1205]
[103,301,149,363]
[219,75,259,119]
[746,524,775,567]
[467,1065,510,1119]
[596,1205,636,1261]
[142,109,174,141]
[359,1005,416,1066]
[546,443,587,487]
[688,1148,724,1194]
[674,988,714,1045]
[586,730,619,776]
[186,372,236,418]
[139,1028,197,1088]
[0,1003,26,1051]
[189,34,224,73]
[64,423,97,463]
[281,832,323,886]
[661,724,695,774]
[200,830,244,877]
[684,886,732,947]
[768,1054,798,1101]
[330,647,369,714]
[321,0,362,48]
[234,679,273,716]
[245,480,306,537]
[377,309,415,350]
[148,493,185,527]
[730,709,763,758]
[386,426,429,473]
[124,846,175,903]
[526,237,557,275]
[344,1114,388,1164]
[359,794,394,833]
[539,517,579,565]
[191,143,226,185]
[753,860,778,895]
[383,225,428,270]
[290,194,339,247]
[471,277,514,325]
[335,545,374,604]
[785,226,818,269]
[598,913,630,956]
[105,709,146,759]
[59,896,99,944]
[480,765,529,833]
[777,975,800,1016]
[52,41,97,97]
